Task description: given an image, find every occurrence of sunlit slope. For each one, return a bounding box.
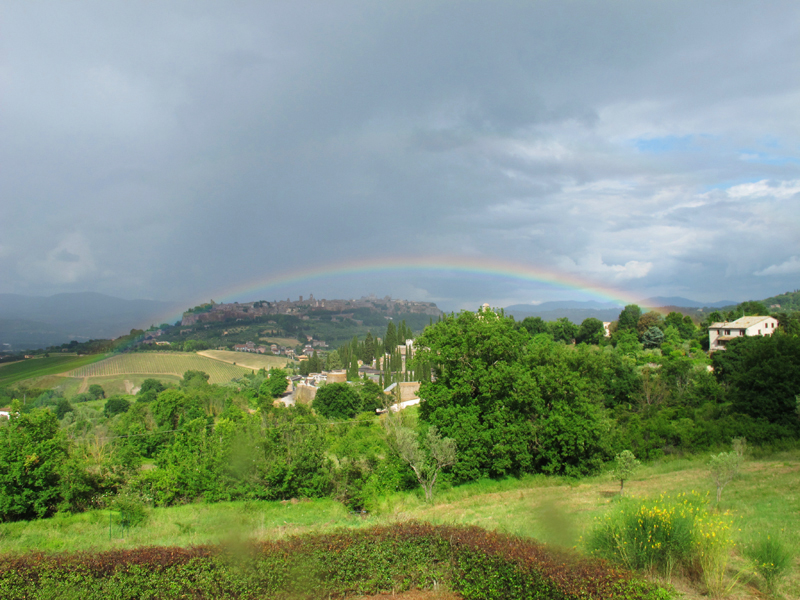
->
[66,352,251,383]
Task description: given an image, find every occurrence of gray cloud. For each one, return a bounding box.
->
[2,1,799,310]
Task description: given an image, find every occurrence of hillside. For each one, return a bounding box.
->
[0,293,181,350]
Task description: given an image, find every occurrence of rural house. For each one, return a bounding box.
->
[708,315,779,352]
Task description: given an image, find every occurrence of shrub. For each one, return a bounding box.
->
[104,396,131,418]
[708,451,741,503]
[587,495,695,580]
[587,492,735,593]
[0,522,670,600]
[744,534,794,594]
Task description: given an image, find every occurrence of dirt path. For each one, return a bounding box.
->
[78,377,89,393]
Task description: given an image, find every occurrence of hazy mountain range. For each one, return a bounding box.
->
[0,293,180,350]
[503,297,738,322]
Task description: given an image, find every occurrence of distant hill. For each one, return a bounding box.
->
[0,293,180,350]
[505,301,622,323]
[643,297,737,309]
[761,289,800,312]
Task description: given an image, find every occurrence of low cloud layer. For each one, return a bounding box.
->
[2,1,798,311]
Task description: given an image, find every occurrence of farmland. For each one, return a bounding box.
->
[197,349,293,371]
[66,352,252,383]
[0,354,107,386]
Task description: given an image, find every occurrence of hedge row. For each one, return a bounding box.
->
[0,522,671,600]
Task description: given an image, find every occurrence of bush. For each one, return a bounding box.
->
[104,396,131,418]
[588,495,695,580]
[744,534,794,593]
[0,522,669,600]
[587,492,734,592]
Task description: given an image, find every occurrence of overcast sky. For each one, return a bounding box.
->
[2,1,799,311]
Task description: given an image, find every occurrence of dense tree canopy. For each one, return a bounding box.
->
[713,334,800,428]
[416,309,612,481]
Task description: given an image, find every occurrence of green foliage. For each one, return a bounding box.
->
[744,533,795,593]
[259,368,288,398]
[641,326,664,349]
[0,522,668,600]
[313,382,361,420]
[549,317,578,343]
[612,450,641,496]
[417,309,613,482]
[576,318,605,345]
[87,384,105,400]
[708,450,742,503]
[55,398,74,419]
[618,304,643,332]
[587,493,719,581]
[104,396,131,418]
[0,409,69,521]
[713,334,800,428]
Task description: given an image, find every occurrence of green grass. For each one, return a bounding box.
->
[0,354,108,387]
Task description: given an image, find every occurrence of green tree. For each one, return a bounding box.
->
[708,451,742,503]
[326,349,343,370]
[0,409,69,520]
[641,326,665,349]
[385,321,397,351]
[549,317,578,344]
[87,384,105,400]
[363,332,375,365]
[384,422,456,503]
[152,389,186,430]
[612,450,640,496]
[261,368,289,398]
[416,309,611,481]
[313,383,362,420]
[636,312,664,337]
[104,396,131,418]
[518,316,548,336]
[617,304,642,332]
[576,318,605,345]
[713,334,800,428]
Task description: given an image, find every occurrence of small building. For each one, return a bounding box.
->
[708,316,779,352]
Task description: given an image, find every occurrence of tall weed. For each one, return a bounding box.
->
[744,533,794,594]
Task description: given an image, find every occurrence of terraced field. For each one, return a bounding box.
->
[66,352,251,383]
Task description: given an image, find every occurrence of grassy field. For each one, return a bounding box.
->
[66,353,251,383]
[1,450,796,599]
[197,349,293,371]
[0,354,107,387]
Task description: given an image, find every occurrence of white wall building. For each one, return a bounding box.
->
[708,316,779,352]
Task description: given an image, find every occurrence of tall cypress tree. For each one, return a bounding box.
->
[364,331,375,365]
[385,321,397,351]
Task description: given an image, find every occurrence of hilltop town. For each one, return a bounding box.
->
[181,294,441,326]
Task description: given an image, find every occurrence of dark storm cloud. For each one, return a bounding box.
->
[1,1,798,310]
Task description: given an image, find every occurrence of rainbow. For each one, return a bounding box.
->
[182,256,659,315]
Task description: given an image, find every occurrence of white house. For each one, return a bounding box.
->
[708,316,779,352]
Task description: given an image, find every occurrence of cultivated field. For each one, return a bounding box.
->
[66,352,251,383]
[0,354,107,386]
[197,349,293,371]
